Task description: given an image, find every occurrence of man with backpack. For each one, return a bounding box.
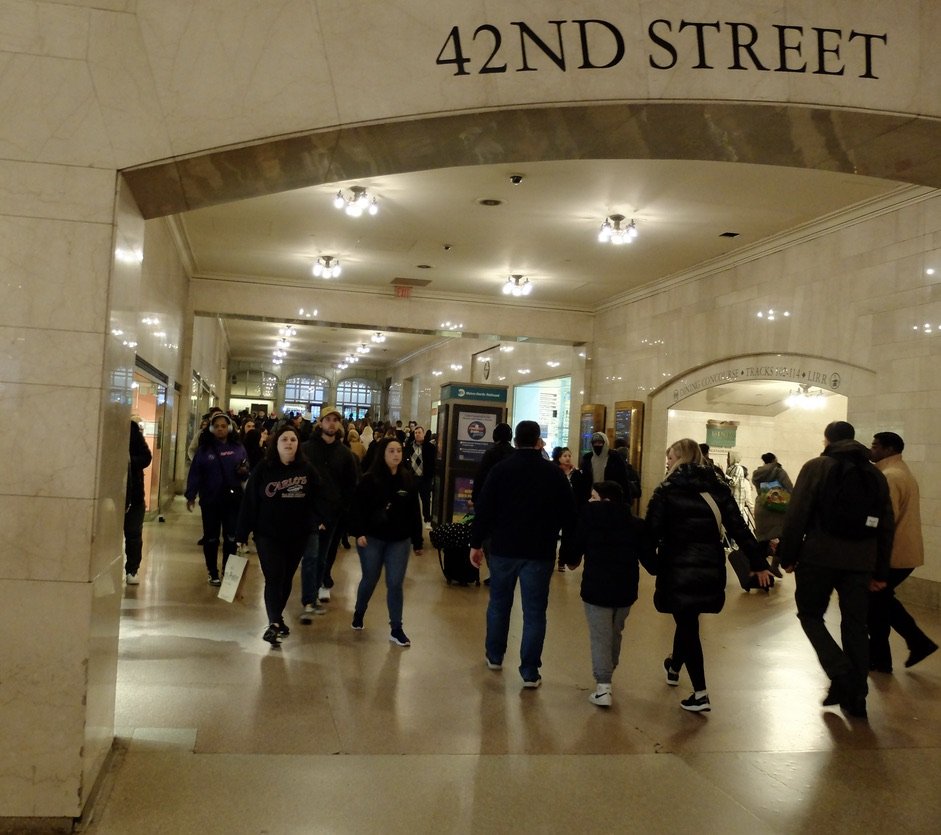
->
[778,421,894,719]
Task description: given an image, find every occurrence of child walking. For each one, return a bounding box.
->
[569,480,649,707]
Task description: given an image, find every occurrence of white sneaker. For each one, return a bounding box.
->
[299,603,326,623]
[125,572,140,585]
[589,684,612,707]
[318,586,331,602]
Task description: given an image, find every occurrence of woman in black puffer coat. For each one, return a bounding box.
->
[645,438,770,713]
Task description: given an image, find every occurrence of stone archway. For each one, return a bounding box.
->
[642,353,876,501]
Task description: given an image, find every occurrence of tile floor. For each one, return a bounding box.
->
[81,498,941,834]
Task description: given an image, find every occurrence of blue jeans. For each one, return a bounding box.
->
[354,537,411,628]
[486,555,554,681]
[300,523,336,606]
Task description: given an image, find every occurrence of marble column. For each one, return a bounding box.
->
[0,165,141,819]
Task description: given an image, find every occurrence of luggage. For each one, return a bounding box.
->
[438,545,480,586]
[429,517,480,586]
[728,546,774,592]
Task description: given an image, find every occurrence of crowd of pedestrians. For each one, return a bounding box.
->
[128,407,936,721]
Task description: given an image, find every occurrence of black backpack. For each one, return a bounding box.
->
[817,456,885,540]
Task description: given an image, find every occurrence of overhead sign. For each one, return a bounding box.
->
[440,384,508,403]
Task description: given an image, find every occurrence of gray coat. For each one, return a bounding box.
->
[751,461,792,541]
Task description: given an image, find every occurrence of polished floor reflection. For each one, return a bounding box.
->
[83,499,941,833]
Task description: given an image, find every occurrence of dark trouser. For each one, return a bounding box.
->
[671,611,706,691]
[321,518,345,588]
[255,536,305,625]
[200,494,240,579]
[123,502,146,575]
[795,562,870,698]
[868,567,930,667]
[417,479,432,522]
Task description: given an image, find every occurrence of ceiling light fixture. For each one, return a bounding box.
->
[503,274,533,296]
[598,214,638,245]
[279,326,297,337]
[298,308,318,318]
[450,363,463,371]
[313,256,341,278]
[356,343,370,354]
[786,384,825,409]
[440,321,463,331]
[546,361,560,368]
[756,308,790,321]
[371,331,386,343]
[333,185,378,217]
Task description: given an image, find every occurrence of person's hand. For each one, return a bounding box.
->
[414,548,424,556]
[870,579,887,592]
[769,538,779,554]
[469,547,484,568]
[186,499,195,512]
[752,569,773,587]
[356,535,367,548]
[784,564,795,574]
[318,523,326,531]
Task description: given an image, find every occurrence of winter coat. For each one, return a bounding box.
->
[777,439,894,579]
[301,430,359,525]
[751,461,793,541]
[471,441,515,506]
[575,500,649,608]
[185,436,248,505]
[126,421,153,510]
[349,469,424,550]
[875,453,923,569]
[580,436,633,498]
[470,449,576,561]
[645,463,762,614]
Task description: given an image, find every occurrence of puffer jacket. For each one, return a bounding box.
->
[645,464,763,614]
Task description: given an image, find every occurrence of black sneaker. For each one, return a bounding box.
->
[208,575,222,587]
[277,621,290,637]
[389,628,411,647]
[664,657,680,686]
[680,693,711,712]
[351,613,364,630]
[262,624,282,645]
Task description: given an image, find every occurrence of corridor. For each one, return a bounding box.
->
[83,499,941,833]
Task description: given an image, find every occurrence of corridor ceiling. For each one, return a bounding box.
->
[177,158,903,376]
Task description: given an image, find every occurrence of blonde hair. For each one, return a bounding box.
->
[665,438,704,474]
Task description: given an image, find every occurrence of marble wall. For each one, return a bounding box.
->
[592,190,941,581]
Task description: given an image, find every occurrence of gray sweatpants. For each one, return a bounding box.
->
[583,601,632,684]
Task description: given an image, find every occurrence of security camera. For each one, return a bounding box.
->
[509,174,524,185]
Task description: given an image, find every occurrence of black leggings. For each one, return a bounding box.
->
[672,612,706,691]
[255,536,305,625]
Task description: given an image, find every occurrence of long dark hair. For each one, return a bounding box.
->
[367,436,413,486]
[264,424,307,467]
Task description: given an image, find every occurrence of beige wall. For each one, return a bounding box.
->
[3,0,941,823]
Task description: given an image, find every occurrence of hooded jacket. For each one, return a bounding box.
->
[751,459,793,541]
[580,433,632,497]
[645,463,763,614]
[777,439,894,578]
[575,499,649,608]
[185,433,247,505]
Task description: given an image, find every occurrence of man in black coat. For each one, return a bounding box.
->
[470,421,575,688]
[581,433,634,499]
[124,418,153,585]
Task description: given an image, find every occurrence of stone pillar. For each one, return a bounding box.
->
[0,166,141,822]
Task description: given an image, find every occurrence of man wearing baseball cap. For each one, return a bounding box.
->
[298,405,358,621]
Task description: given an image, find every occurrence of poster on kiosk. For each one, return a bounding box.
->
[434,382,508,524]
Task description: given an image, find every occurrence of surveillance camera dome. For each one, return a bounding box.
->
[509,174,523,185]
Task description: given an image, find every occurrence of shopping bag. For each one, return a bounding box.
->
[218,553,249,602]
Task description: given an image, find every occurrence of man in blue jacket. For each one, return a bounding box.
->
[470,420,575,688]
